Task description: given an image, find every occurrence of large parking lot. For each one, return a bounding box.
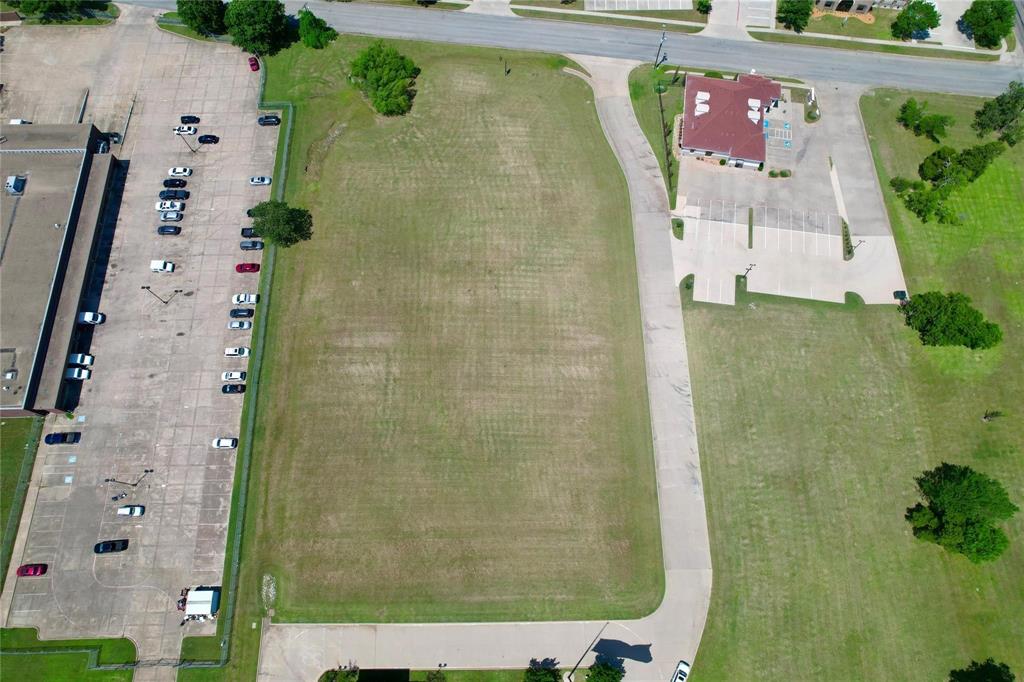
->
[0,8,278,670]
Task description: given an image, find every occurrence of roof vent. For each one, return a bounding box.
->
[747,109,760,124]
[696,91,711,102]
[748,98,761,110]
[695,103,710,117]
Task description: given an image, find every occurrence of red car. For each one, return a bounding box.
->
[248,56,260,72]
[16,563,47,577]
[235,263,260,273]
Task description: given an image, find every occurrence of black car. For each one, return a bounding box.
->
[180,115,200,125]
[198,134,219,144]
[240,227,259,238]
[222,384,246,394]
[44,432,81,445]
[157,225,181,236]
[94,539,129,554]
[163,178,187,188]
[257,114,281,127]
[240,240,264,251]
[159,189,189,200]
[229,308,254,319]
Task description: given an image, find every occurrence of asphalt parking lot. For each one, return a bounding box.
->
[1,10,278,672]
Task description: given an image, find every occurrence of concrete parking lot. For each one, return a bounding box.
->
[0,8,278,675]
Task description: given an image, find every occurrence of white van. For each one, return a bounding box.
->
[150,260,174,273]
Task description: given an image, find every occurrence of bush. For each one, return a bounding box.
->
[350,40,420,116]
[703,70,724,79]
[696,0,711,14]
[757,162,764,171]
[900,291,1002,349]
[718,158,727,165]
[779,169,791,177]
[768,169,778,177]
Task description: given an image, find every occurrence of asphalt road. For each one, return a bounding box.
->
[125,0,1024,95]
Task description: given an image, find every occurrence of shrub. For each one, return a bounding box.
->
[900,291,1002,349]
[757,162,764,171]
[696,0,712,14]
[768,169,778,177]
[350,40,420,116]
[779,169,791,177]
[703,70,724,79]
[718,158,727,165]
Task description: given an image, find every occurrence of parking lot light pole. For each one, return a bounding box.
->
[654,28,666,65]
[141,286,182,305]
[178,133,198,154]
[743,263,756,278]
[852,239,866,253]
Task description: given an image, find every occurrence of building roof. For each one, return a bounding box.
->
[680,74,782,163]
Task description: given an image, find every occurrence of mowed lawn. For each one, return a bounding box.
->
[253,40,662,623]
[688,91,1023,680]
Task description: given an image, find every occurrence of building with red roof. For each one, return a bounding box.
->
[679,74,782,167]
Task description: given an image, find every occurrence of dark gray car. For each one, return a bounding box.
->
[240,240,264,251]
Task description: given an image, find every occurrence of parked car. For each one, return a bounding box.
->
[228,320,252,330]
[155,200,183,211]
[235,263,260,273]
[249,176,271,186]
[150,260,175,273]
[44,432,81,445]
[257,114,280,126]
[240,240,263,251]
[159,189,189,200]
[211,438,238,449]
[173,126,197,136]
[94,539,129,554]
[232,293,258,305]
[222,384,246,394]
[229,308,254,319]
[240,227,259,238]
[77,311,105,325]
[68,353,94,366]
[116,505,145,517]
[180,115,200,125]
[224,347,250,358]
[160,211,183,222]
[222,371,246,382]
[248,56,260,71]
[16,563,47,577]
[163,178,187,188]
[157,225,181,236]
[672,661,691,682]
[168,167,193,177]
[198,134,219,144]
[64,367,91,380]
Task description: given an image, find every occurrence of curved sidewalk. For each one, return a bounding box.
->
[258,56,712,682]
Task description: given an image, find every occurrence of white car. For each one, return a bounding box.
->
[173,126,197,135]
[68,353,94,366]
[224,347,250,358]
[249,176,272,186]
[211,438,238,449]
[228,320,252,330]
[160,211,183,222]
[150,260,175,273]
[64,367,92,380]
[168,167,193,177]
[116,505,145,517]
[156,200,184,211]
[232,293,259,305]
[672,661,691,682]
[77,311,106,325]
[222,371,246,382]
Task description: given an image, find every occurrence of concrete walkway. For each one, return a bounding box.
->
[258,55,713,682]
[465,0,515,17]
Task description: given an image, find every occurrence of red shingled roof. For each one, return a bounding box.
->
[681,74,782,163]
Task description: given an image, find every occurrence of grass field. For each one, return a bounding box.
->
[0,628,136,681]
[629,65,684,208]
[749,30,1000,61]
[247,38,661,626]
[687,90,1023,680]
[0,417,40,592]
[511,9,703,33]
[803,9,899,40]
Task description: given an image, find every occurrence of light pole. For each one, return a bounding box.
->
[141,286,182,305]
[177,132,198,154]
[852,239,866,253]
[743,263,756,278]
[654,28,666,65]
[104,469,154,488]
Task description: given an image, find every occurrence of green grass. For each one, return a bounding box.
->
[749,30,1000,61]
[0,417,40,593]
[803,8,899,40]
[512,8,702,33]
[629,65,684,208]
[0,628,136,681]
[607,8,707,23]
[688,90,1024,681]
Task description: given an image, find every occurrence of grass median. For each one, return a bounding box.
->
[749,30,999,61]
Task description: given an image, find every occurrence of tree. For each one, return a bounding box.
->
[177,0,226,36]
[960,0,1015,49]
[523,659,561,682]
[917,146,957,182]
[901,185,944,222]
[350,41,420,116]
[916,113,954,142]
[298,8,337,49]
[250,200,313,247]
[973,81,1024,146]
[224,0,288,55]
[900,291,1002,349]
[957,141,1005,180]
[950,658,1016,682]
[906,463,1018,563]
[17,0,82,16]
[897,97,925,130]
[891,0,941,40]
[696,0,712,15]
[589,658,626,682]
[775,0,813,33]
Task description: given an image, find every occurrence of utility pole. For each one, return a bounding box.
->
[654,28,666,65]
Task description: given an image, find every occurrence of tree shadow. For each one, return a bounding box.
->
[591,639,653,663]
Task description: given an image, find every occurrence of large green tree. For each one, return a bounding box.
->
[891,0,941,40]
[960,0,1015,49]
[224,0,287,55]
[523,659,562,682]
[350,41,420,116]
[899,291,1002,349]
[250,200,313,247]
[16,0,82,16]
[973,81,1024,146]
[906,463,1018,563]
[949,658,1016,682]
[589,660,626,682]
[775,0,813,33]
[176,0,225,36]
[298,8,337,49]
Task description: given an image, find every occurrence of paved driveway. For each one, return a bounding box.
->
[0,10,277,678]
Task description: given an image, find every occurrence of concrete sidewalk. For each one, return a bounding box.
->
[258,55,713,682]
